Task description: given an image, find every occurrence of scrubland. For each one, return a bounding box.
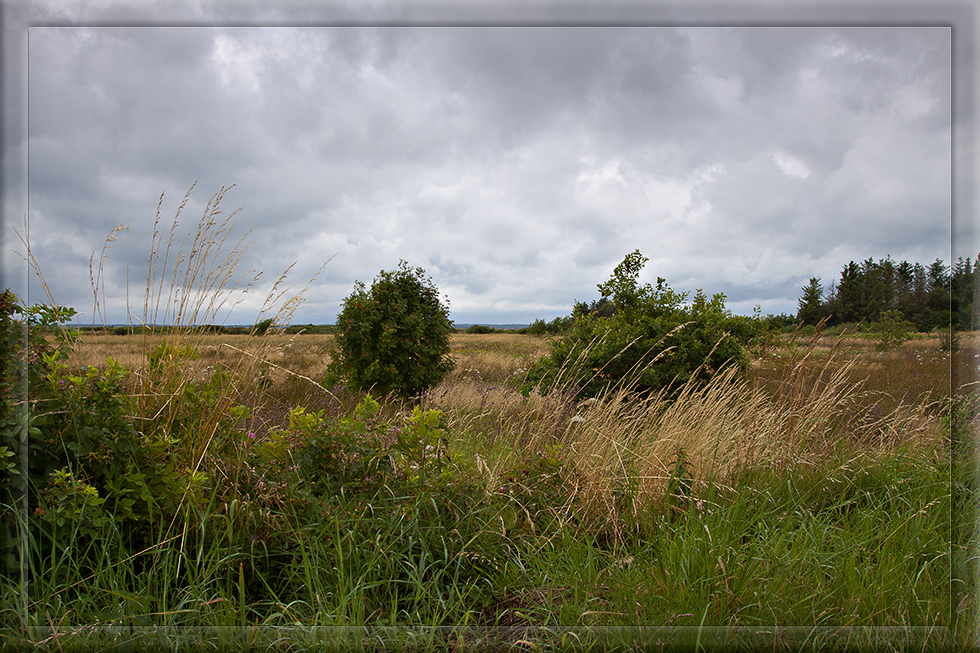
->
[13,326,973,652]
[6,186,974,650]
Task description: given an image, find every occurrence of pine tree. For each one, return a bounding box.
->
[896,260,914,312]
[879,256,897,313]
[797,277,824,325]
[925,258,951,330]
[908,263,928,329]
[834,261,864,324]
[951,256,974,330]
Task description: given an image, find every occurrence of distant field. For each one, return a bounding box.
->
[63,328,968,399]
[64,331,549,383]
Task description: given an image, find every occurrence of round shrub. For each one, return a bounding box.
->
[328,261,455,399]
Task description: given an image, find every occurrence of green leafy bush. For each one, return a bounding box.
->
[523,319,549,335]
[290,395,396,499]
[327,261,455,399]
[251,317,274,336]
[0,293,196,575]
[521,251,754,399]
[866,309,916,352]
[390,405,452,488]
[30,357,185,550]
[0,291,78,570]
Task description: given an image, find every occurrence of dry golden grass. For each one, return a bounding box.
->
[60,317,956,545]
[426,329,954,539]
[65,331,547,386]
[445,332,550,383]
[449,331,551,357]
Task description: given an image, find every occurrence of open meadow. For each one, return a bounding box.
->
[9,324,975,651]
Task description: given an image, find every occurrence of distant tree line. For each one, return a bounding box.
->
[797,255,977,332]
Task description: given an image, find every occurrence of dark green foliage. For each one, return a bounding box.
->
[767,313,799,331]
[951,256,978,330]
[0,293,78,564]
[283,323,337,335]
[521,314,574,335]
[465,324,496,334]
[865,309,916,352]
[251,317,274,336]
[0,292,195,580]
[797,277,825,325]
[29,358,187,558]
[328,261,454,399]
[521,251,757,399]
[289,395,395,500]
[523,319,548,335]
[573,296,617,319]
[800,254,972,331]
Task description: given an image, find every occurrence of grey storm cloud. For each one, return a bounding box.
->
[2,2,968,326]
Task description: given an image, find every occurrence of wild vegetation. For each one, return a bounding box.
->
[0,186,975,651]
[521,250,770,400]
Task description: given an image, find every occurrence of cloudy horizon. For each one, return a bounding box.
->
[3,3,972,327]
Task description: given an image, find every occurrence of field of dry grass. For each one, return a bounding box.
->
[62,330,553,387]
[63,327,967,397]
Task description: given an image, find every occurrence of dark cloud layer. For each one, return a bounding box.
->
[2,1,967,326]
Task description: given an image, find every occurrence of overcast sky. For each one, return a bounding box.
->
[2,1,974,326]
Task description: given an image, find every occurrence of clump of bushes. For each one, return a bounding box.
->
[464,324,496,334]
[520,315,574,335]
[521,251,771,399]
[864,309,916,352]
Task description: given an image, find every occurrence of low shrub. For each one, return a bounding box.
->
[520,315,573,335]
[864,310,916,352]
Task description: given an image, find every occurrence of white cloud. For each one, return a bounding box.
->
[770,151,812,179]
[212,33,264,93]
[576,159,627,188]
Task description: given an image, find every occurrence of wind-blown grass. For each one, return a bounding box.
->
[3,187,974,651]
